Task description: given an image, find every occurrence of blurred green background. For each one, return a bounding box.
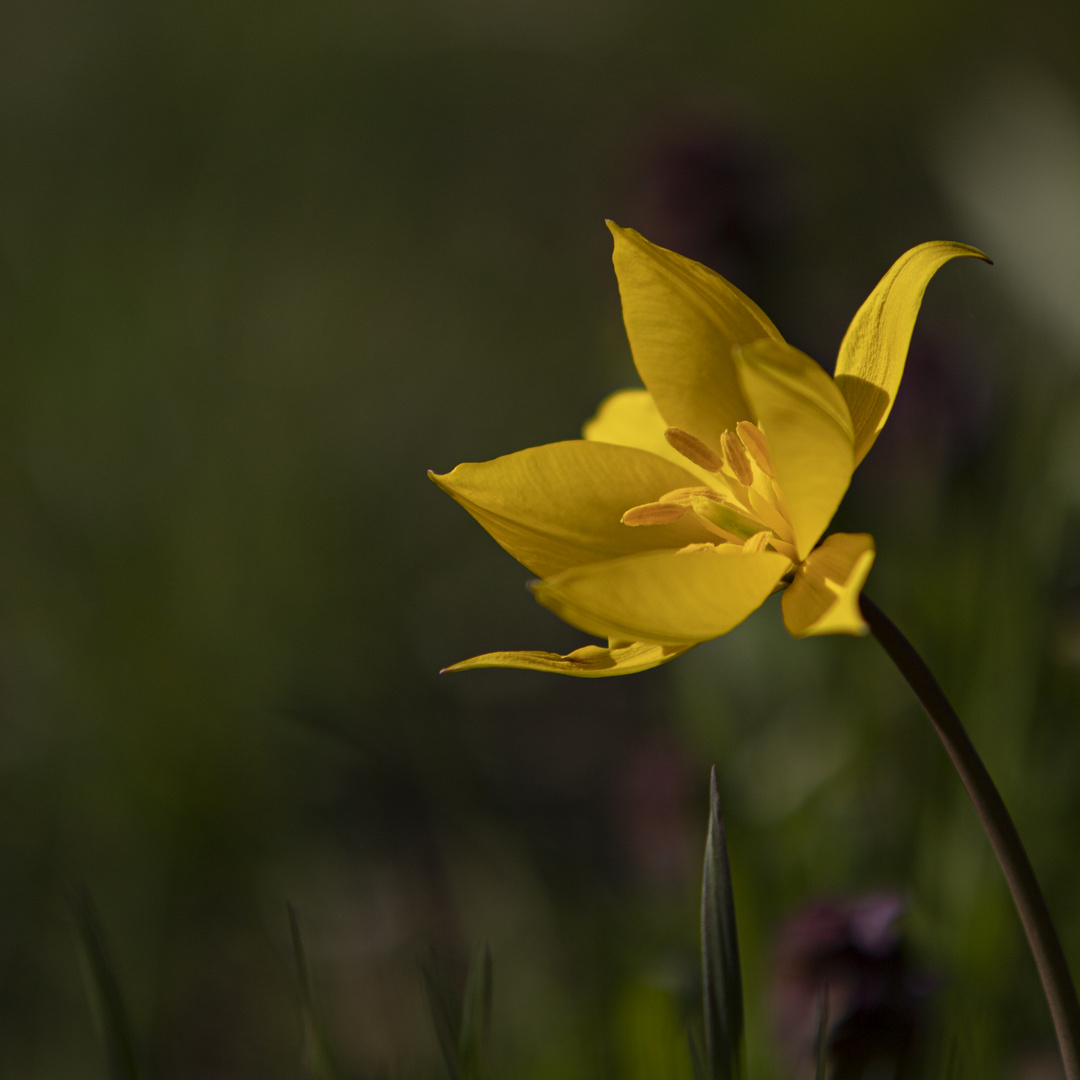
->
[2,1,1080,1076]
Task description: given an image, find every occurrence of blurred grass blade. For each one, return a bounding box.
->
[687,1028,707,1080]
[701,767,745,1080]
[615,982,695,1080]
[288,904,339,1080]
[459,943,492,1080]
[813,986,829,1080]
[938,1037,960,1080]
[69,889,141,1080]
[420,952,463,1080]
[937,1026,973,1080]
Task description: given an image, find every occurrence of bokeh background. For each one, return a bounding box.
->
[2,1,1080,1077]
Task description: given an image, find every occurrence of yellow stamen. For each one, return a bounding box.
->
[736,421,775,479]
[621,501,687,526]
[676,542,721,555]
[664,427,723,472]
[721,429,754,486]
[659,486,723,506]
[712,544,749,556]
[742,530,771,554]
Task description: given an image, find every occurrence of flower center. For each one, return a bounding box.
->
[620,421,797,559]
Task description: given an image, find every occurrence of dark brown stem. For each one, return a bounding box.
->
[860,594,1080,1079]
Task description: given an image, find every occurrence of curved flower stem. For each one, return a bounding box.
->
[860,595,1080,1079]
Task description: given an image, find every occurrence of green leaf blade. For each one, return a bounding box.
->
[459,943,493,1080]
[70,889,142,1080]
[700,768,745,1080]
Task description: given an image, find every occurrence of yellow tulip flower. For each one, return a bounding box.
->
[431,224,987,677]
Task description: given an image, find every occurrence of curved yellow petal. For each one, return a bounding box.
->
[781,532,876,637]
[429,441,711,579]
[609,222,784,452]
[735,341,854,561]
[834,241,991,467]
[532,547,791,646]
[442,639,694,677]
[583,388,722,487]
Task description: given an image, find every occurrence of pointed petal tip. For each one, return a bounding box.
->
[607,220,636,247]
[439,658,483,674]
[951,243,992,266]
[437,640,694,677]
[923,240,991,262]
[836,241,990,468]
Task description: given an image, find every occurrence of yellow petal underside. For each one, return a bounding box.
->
[442,639,694,678]
[429,441,712,579]
[781,532,876,637]
[583,388,724,487]
[532,547,791,647]
[735,341,854,562]
[609,222,784,453]
[834,241,990,467]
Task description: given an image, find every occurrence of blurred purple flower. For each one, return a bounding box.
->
[626,116,797,296]
[771,894,928,1079]
[856,320,996,491]
[611,736,694,890]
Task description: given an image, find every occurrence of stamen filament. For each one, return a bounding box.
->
[766,536,797,560]
[748,488,795,544]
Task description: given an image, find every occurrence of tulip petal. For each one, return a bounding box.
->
[781,532,876,637]
[834,241,990,467]
[735,341,854,561]
[430,441,711,579]
[583,388,722,486]
[442,639,694,677]
[532,548,791,646]
[609,222,784,452]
